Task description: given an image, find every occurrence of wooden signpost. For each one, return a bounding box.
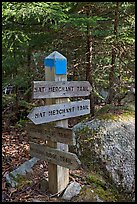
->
[27,99,90,125]
[33,81,92,98]
[30,142,81,170]
[27,123,76,145]
[27,51,91,194]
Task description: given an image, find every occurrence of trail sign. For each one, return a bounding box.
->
[33,81,92,99]
[27,51,91,194]
[27,99,90,125]
[30,142,81,170]
[27,123,76,145]
[44,51,69,193]
[44,51,67,75]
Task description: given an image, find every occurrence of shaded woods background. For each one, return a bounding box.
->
[2,2,135,202]
[2,2,135,126]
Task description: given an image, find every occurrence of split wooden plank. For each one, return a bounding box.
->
[30,142,81,170]
[27,99,90,125]
[44,51,69,194]
[33,81,92,98]
[26,123,76,145]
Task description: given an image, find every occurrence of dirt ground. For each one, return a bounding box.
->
[2,118,87,202]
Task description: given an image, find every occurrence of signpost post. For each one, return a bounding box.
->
[44,51,70,194]
[27,51,91,194]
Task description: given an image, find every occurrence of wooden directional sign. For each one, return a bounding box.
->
[33,81,91,99]
[30,142,81,170]
[27,123,76,145]
[27,99,90,125]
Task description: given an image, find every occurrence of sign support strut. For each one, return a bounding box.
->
[45,51,69,194]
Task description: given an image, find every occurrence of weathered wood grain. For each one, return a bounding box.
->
[27,99,90,124]
[33,81,91,99]
[26,123,76,145]
[44,56,70,194]
[30,142,81,170]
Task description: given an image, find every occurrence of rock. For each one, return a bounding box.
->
[72,105,135,200]
[100,89,108,101]
[39,178,49,192]
[62,182,81,201]
[28,199,45,202]
[96,195,104,202]
[5,157,39,187]
[120,91,135,105]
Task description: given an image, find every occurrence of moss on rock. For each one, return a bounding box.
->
[9,173,32,188]
[95,103,135,121]
[73,103,135,202]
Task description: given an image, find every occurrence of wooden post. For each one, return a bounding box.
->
[27,51,91,194]
[44,51,69,194]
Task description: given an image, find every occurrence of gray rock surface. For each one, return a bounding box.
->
[73,110,135,199]
[95,195,104,202]
[62,181,81,201]
[28,199,45,202]
[5,157,39,187]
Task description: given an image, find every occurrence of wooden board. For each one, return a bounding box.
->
[27,123,76,145]
[27,99,90,125]
[30,142,81,170]
[45,56,69,194]
[33,81,91,99]
[44,55,70,194]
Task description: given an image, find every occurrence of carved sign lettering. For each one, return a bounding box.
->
[27,123,76,145]
[27,99,90,124]
[33,81,91,98]
[30,142,81,170]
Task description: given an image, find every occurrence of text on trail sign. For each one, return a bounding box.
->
[33,81,92,99]
[27,99,90,124]
[27,51,91,194]
[27,123,76,145]
[30,142,81,170]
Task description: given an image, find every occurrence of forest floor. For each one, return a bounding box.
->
[2,105,134,202]
[2,117,88,202]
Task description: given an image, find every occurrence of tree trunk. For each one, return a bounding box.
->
[73,50,78,80]
[13,48,18,111]
[26,46,32,102]
[107,2,119,104]
[86,7,95,115]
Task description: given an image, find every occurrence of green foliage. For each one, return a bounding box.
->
[2,2,135,123]
[15,119,28,129]
[9,173,32,188]
[2,94,16,109]
[87,174,106,189]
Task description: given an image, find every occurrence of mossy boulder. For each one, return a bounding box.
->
[72,104,135,201]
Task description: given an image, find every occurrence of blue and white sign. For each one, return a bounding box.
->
[44,51,67,75]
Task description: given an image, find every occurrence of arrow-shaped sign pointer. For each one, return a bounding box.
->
[27,100,90,125]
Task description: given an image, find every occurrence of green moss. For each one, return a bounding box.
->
[97,113,117,120]
[87,175,106,188]
[9,173,32,187]
[95,186,118,201]
[72,186,97,202]
[77,126,91,135]
[72,183,120,202]
[84,172,124,202]
[95,104,135,121]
